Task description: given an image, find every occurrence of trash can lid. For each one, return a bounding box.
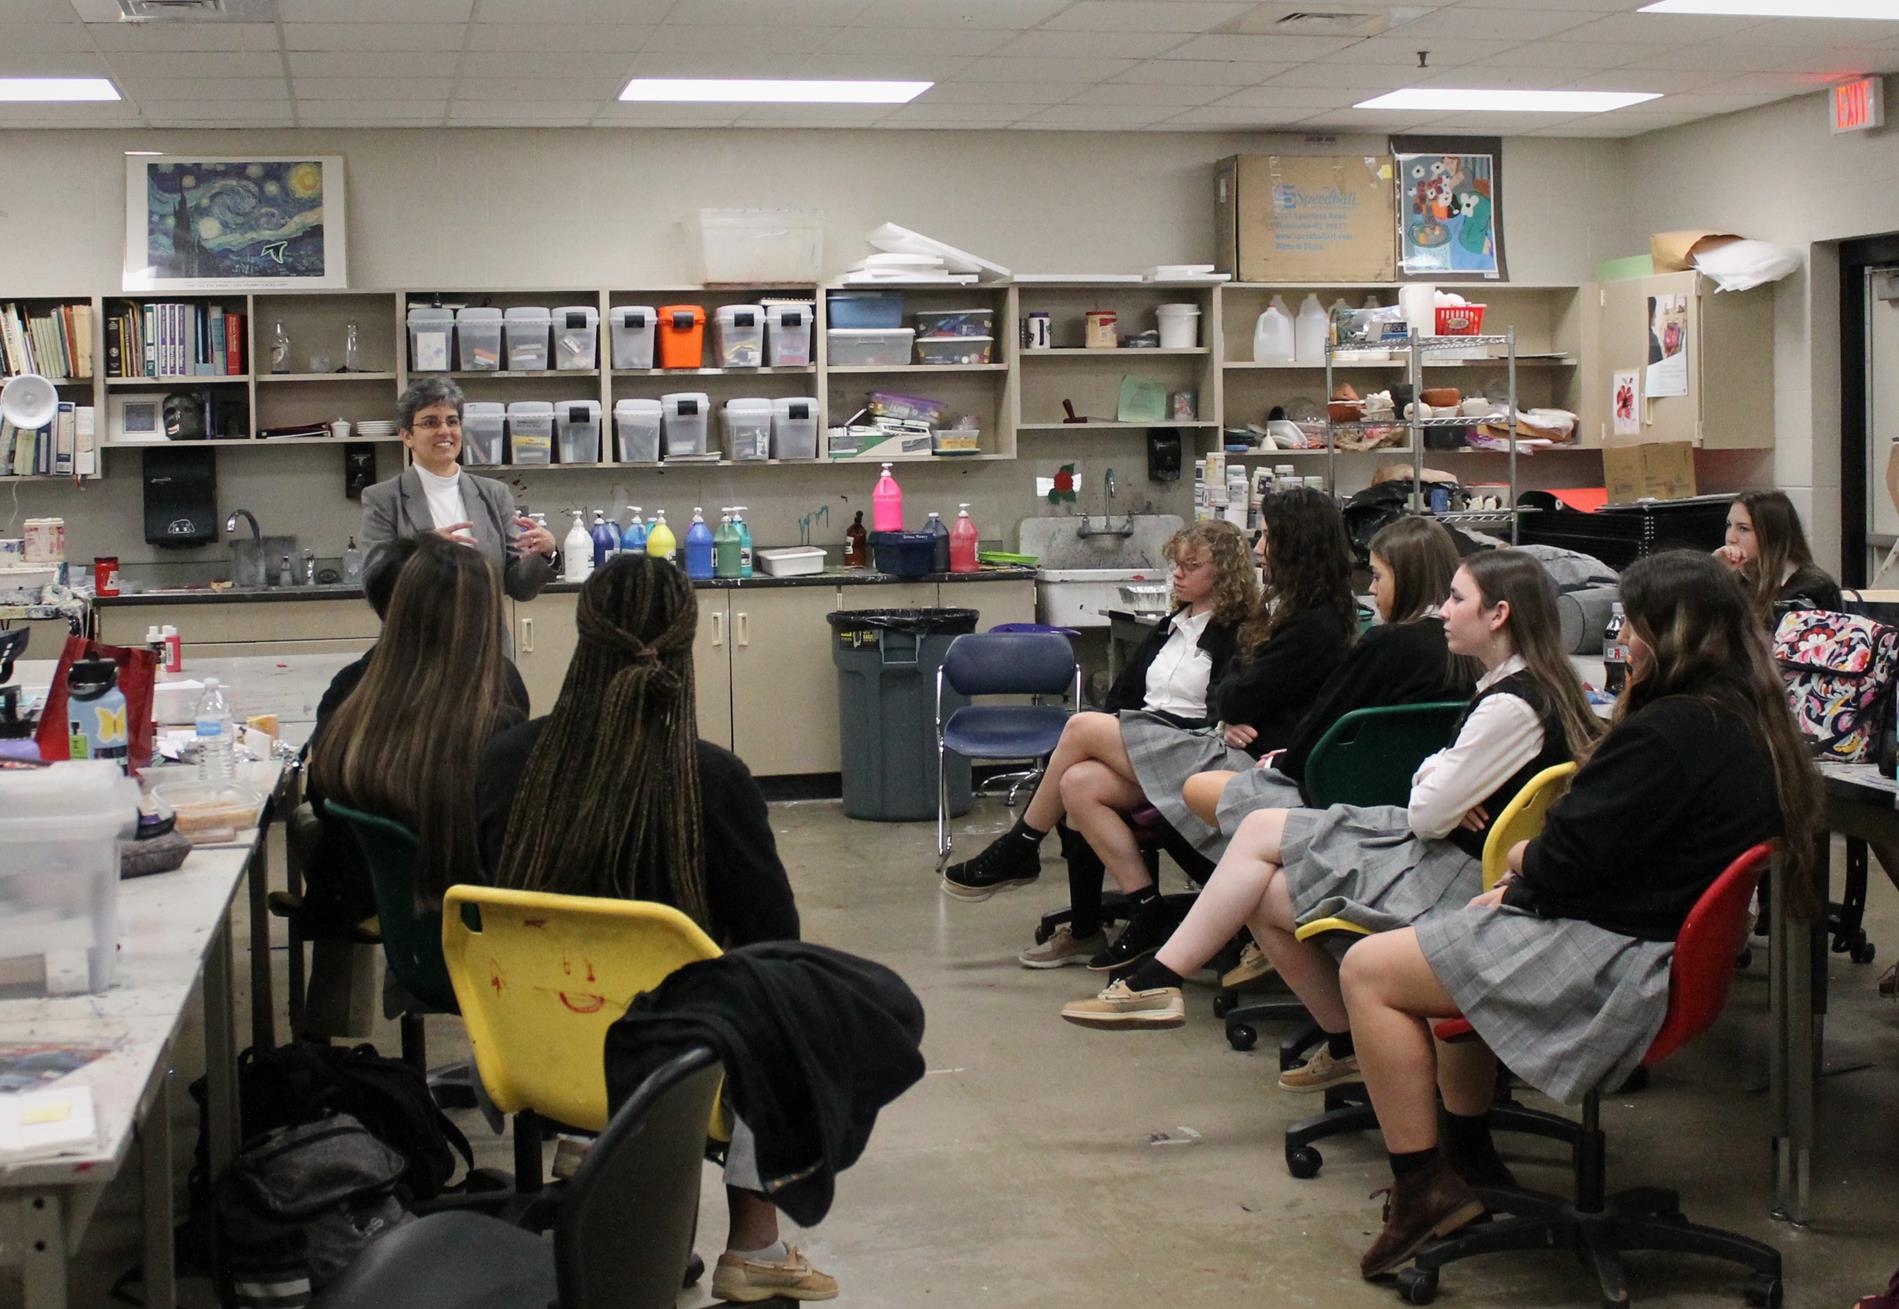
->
[825,608,979,635]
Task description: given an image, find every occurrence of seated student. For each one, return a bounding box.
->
[473,555,832,1306]
[1335,550,1815,1279]
[1714,489,1842,619]
[1010,521,1256,968]
[307,535,526,908]
[1060,550,1599,1084]
[944,490,1356,972]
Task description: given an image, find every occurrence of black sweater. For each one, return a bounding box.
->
[1275,618,1474,786]
[475,718,800,949]
[1103,605,1242,723]
[1779,564,1843,614]
[1212,603,1355,757]
[1505,696,1784,941]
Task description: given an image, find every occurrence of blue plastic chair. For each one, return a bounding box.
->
[935,632,1080,864]
[978,623,1081,800]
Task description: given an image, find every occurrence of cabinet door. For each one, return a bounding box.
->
[1592,271,1771,453]
[695,590,733,749]
[728,587,844,777]
[837,581,937,610]
[513,591,580,717]
[1596,270,1702,451]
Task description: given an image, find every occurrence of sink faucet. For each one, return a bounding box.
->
[225,508,261,548]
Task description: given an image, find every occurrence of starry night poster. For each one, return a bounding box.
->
[125,156,348,291]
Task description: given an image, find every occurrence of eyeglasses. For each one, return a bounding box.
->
[411,416,462,432]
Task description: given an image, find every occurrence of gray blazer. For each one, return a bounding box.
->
[359,467,555,603]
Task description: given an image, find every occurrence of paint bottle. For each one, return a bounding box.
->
[714,509,743,579]
[872,462,904,532]
[949,504,980,574]
[684,507,715,580]
[590,509,617,568]
[926,511,950,574]
[622,507,647,555]
[732,506,754,578]
[646,509,677,564]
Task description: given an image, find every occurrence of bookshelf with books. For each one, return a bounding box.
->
[105,296,248,384]
[1,297,99,480]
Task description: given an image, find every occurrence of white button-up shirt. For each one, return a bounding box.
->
[1143,607,1216,719]
[1406,653,1548,840]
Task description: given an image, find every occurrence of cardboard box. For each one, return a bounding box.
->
[1603,442,1697,503]
[1215,154,1396,283]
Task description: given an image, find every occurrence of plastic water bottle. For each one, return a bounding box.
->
[1603,603,1628,696]
[732,506,753,578]
[925,511,950,574]
[1253,295,1294,364]
[66,657,129,772]
[1294,293,1328,365]
[622,507,647,555]
[684,507,715,580]
[646,510,677,564]
[195,677,234,785]
[872,462,904,532]
[562,510,592,581]
[714,510,742,579]
[949,503,980,574]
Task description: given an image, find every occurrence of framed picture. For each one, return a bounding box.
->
[1390,136,1506,281]
[123,155,347,292]
[108,393,165,443]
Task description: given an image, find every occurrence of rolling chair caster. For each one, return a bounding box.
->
[1395,1267,1438,1305]
[1285,1144,1322,1180]
[1226,1021,1258,1052]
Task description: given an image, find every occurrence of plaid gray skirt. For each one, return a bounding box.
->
[1119,710,1257,860]
[1280,804,1481,934]
[1416,906,1674,1104]
[1214,765,1305,837]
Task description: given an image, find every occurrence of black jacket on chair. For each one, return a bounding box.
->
[602,941,925,1226]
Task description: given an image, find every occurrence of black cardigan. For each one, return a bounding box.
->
[1779,564,1843,614]
[1211,603,1355,757]
[1505,696,1783,941]
[1103,605,1241,723]
[475,718,800,949]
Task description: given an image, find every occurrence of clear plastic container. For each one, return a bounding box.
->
[660,392,710,457]
[693,208,824,284]
[771,396,819,460]
[610,306,657,369]
[712,305,766,369]
[765,303,813,367]
[915,336,994,365]
[406,306,455,372]
[454,306,503,371]
[828,327,915,366]
[614,398,662,463]
[555,399,602,464]
[914,308,994,339]
[827,292,905,329]
[462,401,506,466]
[506,400,554,464]
[0,761,139,994]
[503,306,551,370]
[553,305,599,370]
[722,398,773,462]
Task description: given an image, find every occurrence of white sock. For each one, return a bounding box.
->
[730,1239,789,1262]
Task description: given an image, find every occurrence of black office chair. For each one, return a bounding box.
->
[311,1045,721,1309]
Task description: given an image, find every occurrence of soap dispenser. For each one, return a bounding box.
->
[684,507,714,580]
[714,509,742,579]
[732,506,754,578]
[872,462,904,532]
[645,509,677,564]
[622,506,647,555]
[562,510,592,582]
[925,511,950,574]
[949,503,979,574]
[590,509,617,568]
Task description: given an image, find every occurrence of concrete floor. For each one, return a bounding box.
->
[52,801,1899,1308]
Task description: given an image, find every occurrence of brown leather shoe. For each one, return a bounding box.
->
[1359,1157,1486,1280]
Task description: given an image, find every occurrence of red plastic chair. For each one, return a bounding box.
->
[1399,842,1784,1308]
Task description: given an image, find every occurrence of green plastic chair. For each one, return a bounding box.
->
[1300,700,1469,811]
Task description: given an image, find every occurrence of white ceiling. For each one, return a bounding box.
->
[0,0,1894,136]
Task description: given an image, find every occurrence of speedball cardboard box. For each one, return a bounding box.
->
[1215,154,1397,283]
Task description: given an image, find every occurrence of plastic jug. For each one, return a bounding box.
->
[925,511,950,574]
[1253,295,1294,364]
[1400,283,1437,339]
[1294,294,1328,365]
[563,510,592,581]
[949,503,979,574]
[621,507,646,555]
[872,462,904,532]
[646,510,677,564]
[714,510,742,579]
[590,509,617,568]
[732,506,753,578]
[683,507,714,580]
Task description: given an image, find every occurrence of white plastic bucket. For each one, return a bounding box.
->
[1156,303,1200,350]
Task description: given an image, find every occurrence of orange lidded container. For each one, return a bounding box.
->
[656,305,707,369]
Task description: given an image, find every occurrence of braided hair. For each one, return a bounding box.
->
[494,555,712,929]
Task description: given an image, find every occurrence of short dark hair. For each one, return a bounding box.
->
[363,536,420,620]
[397,377,465,432]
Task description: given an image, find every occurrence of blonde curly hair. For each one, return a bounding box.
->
[1164,519,1258,627]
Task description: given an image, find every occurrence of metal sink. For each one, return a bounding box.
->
[1024,513,1182,629]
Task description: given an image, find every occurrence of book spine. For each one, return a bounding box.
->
[225,312,243,374]
[142,304,156,377]
[53,402,74,476]
[74,405,96,477]
[106,317,123,378]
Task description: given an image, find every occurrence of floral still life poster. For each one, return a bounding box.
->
[1391,136,1505,280]
[125,156,347,291]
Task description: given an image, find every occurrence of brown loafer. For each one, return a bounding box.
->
[1360,1157,1486,1280]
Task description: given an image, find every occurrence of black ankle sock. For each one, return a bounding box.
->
[1388,1147,1438,1179]
[1326,1029,1356,1060]
[1125,958,1182,993]
[1130,884,1160,907]
[1011,818,1047,846]
[1441,1110,1496,1162]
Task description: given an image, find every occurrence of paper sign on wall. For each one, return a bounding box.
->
[1646,293,1689,398]
[1612,369,1641,438]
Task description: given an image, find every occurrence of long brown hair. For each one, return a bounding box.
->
[1164,519,1258,628]
[1371,515,1478,689]
[494,555,711,930]
[1245,487,1357,653]
[1616,550,1820,908]
[1733,491,1823,624]
[310,535,518,902]
[1462,549,1602,762]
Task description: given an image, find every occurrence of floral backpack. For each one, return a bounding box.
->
[1772,608,1899,763]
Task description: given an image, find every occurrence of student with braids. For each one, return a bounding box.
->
[474,554,831,1305]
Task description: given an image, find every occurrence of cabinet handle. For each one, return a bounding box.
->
[736,612,749,647]
[521,617,534,653]
[712,611,724,647]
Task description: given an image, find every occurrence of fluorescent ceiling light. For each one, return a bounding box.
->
[620,78,930,105]
[0,77,119,102]
[1355,88,1663,113]
[1640,0,1899,16]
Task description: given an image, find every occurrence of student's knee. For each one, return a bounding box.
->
[1337,937,1385,1006]
[1059,760,1106,809]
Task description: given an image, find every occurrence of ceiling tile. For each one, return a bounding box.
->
[279,0,475,19]
[1041,2,1256,34]
[86,21,280,51]
[1455,0,1641,10]
[105,51,284,78]
[1212,82,1359,108]
[297,98,446,115]
[1154,104,1321,127]
[465,23,653,51]
[301,107,446,124]
[590,103,744,124]
[796,52,973,79]
[1555,12,1775,44]
[851,0,1069,29]
[733,103,894,125]
[1161,33,1359,62]
[1705,16,1899,47]
[1413,111,1594,133]
[1014,103,1165,127]
[1656,90,1795,113]
[446,104,598,124]
[1690,71,1846,95]
[2,22,91,52]
[880,100,1027,122]
[1386,6,1599,42]
[456,74,625,98]
[1623,44,1872,74]
[1290,109,1451,132]
[627,50,821,77]
[915,80,1084,104]
[0,51,113,76]
[1418,64,1602,89]
[1522,120,1653,137]
[284,24,471,52]
[989,30,1192,59]
[0,101,140,122]
[291,76,454,100]
[476,0,672,21]
[459,50,638,78]
[1063,80,1241,106]
[1558,68,1734,93]
[1112,58,1290,85]
[289,50,459,77]
[1469,40,1655,68]
[663,0,870,23]
[137,98,296,121]
[1260,63,1415,90]
[642,24,832,55]
[819,25,1013,56]
[956,55,1139,82]
[1317,37,1521,67]
[873,118,1014,128]
[117,76,291,101]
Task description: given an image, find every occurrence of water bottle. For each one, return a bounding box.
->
[925,511,950,574]
[646,510,677,564]
[872,462,904,532]
[732,506,753,578]
[195,677,234,785]
[1603,603,1628,696]
[1253,295,1294,364]
[562,510,592,581]
[714,510,742,579]
[684,507,715,580]
[949,504,980,574]
[66,657,129,772]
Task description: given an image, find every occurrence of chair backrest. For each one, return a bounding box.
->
[555,1044,723,1309]
[989,621,1081,639]
[1479,762,1579,889]
[1302,701,1468,809]
[1645,842,1777,1067]
[325,800,458,1013]
[440,885,720,1131]
[940,631,1078,698]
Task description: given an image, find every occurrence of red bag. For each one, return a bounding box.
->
[35,636,159,774]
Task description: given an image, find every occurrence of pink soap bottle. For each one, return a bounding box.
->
[871,462,904,532]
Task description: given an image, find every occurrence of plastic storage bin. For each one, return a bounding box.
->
[867,531,937,579]
[660,392,710,457]
[555,399,601,464]
[503,306,551,370]
[553,305,599,370]
[694,208,824,284]
[765,303,813,367]
[658,305,707,369]
[0,761,140,994]
[614,399,662,463]
[828,292,905,329]
[462,401,506,466]
[828,328,915,367]
[914,308,994,339]
[915,336,994,365]
[407,306,455,372]
[722,398,774,462]
[505,401,554,464]
[456,306,503,371]
[610,306,657,369]
[825,608,979,822]
[712,304,766,368]
[771,396,819,460]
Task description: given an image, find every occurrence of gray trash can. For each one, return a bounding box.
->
[827,608,979,822]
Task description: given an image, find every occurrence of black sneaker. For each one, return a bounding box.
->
[1088,900,1170,971]
[942,833,1042,901]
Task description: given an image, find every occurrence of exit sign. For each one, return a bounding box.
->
[1832,77,1884,135]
